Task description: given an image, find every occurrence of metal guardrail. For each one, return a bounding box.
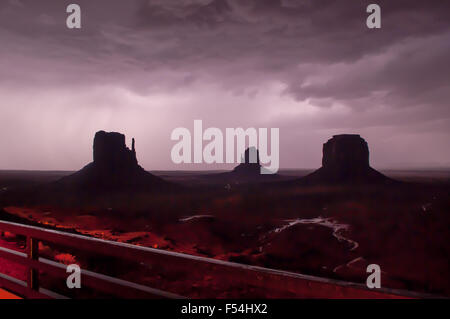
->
[0,220,431,299]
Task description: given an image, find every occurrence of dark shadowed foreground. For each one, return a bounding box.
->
[0,133,449,298]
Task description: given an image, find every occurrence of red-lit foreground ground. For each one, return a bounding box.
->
[0,217,420,299]
[0,289,20,299]
[0,229,413,299]
[0,236,23,299]
[1,169,449,298]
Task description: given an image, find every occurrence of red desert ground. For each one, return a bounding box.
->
[0,132,449,298]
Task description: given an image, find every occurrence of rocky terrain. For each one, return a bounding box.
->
[0,132,449,298]
[297,134,394,185]
[56,131,176,192]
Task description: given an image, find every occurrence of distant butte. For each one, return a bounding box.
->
[203,147,283,185]
[232,147,261,176]
[299,134,394,185]
[56,131,175,192]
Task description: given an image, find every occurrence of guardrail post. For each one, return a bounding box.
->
[27,236,39,291]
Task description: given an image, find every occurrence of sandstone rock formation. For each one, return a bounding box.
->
[300,134,393,185]
[56,131,174,192]
[232,147,261,176]
[93,131,137,169]
[201,147,284,185]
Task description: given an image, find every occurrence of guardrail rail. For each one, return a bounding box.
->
[0,220,433,299]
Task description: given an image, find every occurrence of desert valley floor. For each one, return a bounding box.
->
[0,168,449,298]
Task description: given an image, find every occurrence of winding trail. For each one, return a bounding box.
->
[268,217,359,251]
[179,215,215,222]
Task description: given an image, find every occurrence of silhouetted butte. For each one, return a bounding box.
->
[299,134,394,185]
[203,147,283,185]
[56,131,174,192]
[232,147,261,176]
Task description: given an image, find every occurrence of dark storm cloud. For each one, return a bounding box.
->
[137,0,450,62]
[2,0,449,105]
[0,0,449,169]
[134,0,450,110]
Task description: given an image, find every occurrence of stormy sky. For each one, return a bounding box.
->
[0,0,449,170]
